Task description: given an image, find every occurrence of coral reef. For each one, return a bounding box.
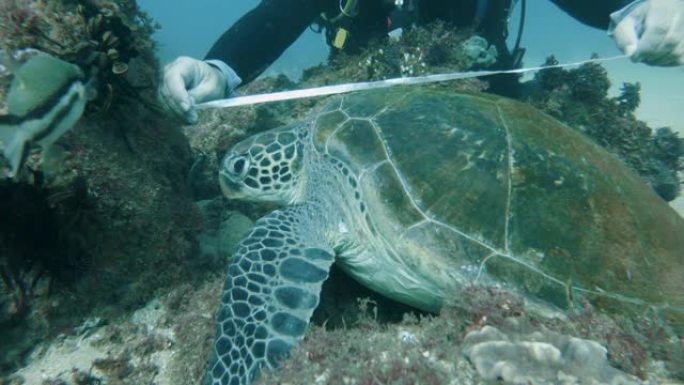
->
[448,285,682,380]
[6,297,181,385]
[565,307,683,379]
[5,278,680,384]
[0,99,200,372]
[523,56,684,201]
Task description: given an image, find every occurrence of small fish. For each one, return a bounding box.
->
[0,50,87,178]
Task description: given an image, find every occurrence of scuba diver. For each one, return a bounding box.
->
[159,0,684,124]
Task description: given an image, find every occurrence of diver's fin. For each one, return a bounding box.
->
[204,207,334,385]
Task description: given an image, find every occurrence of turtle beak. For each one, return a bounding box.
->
[219,171,243,199]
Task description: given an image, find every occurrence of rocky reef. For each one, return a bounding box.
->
[2,11,682,385]
[0,0,202,377]
[253,284,681,385]
[523,56,684,201]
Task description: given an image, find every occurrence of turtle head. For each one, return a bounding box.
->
[219,126,304,204]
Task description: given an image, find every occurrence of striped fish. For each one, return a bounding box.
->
[0,51,87,178]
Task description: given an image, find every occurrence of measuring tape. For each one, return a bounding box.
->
[196,55,628,110]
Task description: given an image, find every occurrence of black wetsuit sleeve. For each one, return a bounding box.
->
[550,0,637,29]
[204,0,324,85]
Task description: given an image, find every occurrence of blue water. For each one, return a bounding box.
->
[138,0,683,130]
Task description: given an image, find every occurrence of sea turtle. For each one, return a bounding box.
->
[206,87,684,385]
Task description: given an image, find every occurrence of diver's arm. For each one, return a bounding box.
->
[204,0,324,85]
[549,0,636,29]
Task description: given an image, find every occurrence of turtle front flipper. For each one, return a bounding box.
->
[204,207,334,385]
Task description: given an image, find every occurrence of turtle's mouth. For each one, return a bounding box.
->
[219,171,244,199]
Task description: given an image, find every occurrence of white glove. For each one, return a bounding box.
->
[609,0,684,66]
[159,56,242,123]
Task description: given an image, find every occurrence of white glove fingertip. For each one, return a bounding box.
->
[186,109,199,125]
[182,95,199,124]
[612,18,641,56]
[172,94,191,118]
[625,43,638,57]
[180,99,191,112]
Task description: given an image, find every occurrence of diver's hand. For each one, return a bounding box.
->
[159,57,241,124]
[610,0,684,66]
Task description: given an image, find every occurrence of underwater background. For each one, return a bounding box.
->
[1,1,683,384]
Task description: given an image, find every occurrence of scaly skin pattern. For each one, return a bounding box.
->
[204,206,334,385]
[206,123,342,385]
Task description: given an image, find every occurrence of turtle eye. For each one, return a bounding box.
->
[226,155,249,179]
